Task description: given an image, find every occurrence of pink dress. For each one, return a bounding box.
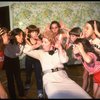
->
[82,52,100,85]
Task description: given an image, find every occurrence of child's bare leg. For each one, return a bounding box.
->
[93,83,100,98]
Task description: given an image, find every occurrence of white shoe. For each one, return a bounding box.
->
[38,93,44,99]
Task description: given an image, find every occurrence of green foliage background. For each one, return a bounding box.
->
[11,2,100,32]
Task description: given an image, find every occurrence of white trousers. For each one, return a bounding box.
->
[43,70,92,99]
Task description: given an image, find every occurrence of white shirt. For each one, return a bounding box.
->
[23,44,68,72]
[23,44,91,99]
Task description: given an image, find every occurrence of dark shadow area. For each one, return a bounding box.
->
[0,6,10,30]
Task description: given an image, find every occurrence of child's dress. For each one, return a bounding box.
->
[82,52,100,85]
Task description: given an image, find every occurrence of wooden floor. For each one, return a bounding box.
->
[0,64,93,99]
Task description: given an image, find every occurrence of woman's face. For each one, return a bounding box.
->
[2,33,10,45]
[82,23,94,38]
[30,31,38,39]
[42,38,52,52]
[72,44,82,60]
[50,23,59,35]
[70,35,78,43]
[15,32,23,44]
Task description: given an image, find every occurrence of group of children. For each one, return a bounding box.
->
[0,19,100,99]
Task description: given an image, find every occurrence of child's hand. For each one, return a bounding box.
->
[80,32,85,38]
[73,44,80,54]
[45,23,50,31]
[75,43,84,53]
[73,43,84,54]
[81,28,87,38]
[59,20,70,31]
[54,40,62,49]
[59,20,66,29]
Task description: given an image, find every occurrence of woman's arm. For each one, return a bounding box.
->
[32,40,42,49]
[55,40,69,63]
[77,43,93,64]
[0,82,8,99]
[23,44,41,60]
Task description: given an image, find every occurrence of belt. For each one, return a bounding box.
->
[43,67,65,75]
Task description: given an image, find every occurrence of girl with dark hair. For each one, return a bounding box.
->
[4,28,25,99]
[73,38,100,98]
[24,25,43,99]
[82,20,100,55]
[68,27,92,93]
[45,20,70,41]
[82,20,100,93]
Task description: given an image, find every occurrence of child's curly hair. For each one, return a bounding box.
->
[42,30,56,45]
